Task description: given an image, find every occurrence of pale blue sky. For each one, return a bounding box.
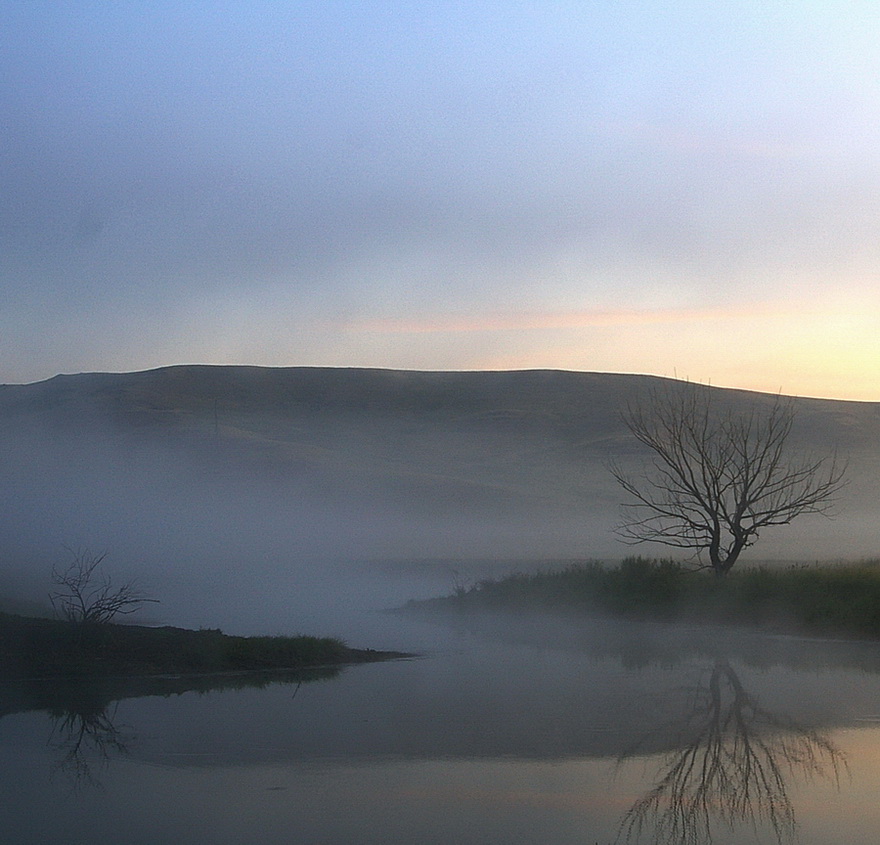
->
[2,2,879,397]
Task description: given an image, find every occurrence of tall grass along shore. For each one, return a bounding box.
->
[410,558,880,640]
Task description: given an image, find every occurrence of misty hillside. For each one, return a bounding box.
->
[3,366,877,483]
[0,366,878,623]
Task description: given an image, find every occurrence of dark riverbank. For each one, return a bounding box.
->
[406,557,880,641]
[0,612,411,679]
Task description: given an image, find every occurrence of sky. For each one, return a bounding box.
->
[2,1,879,399]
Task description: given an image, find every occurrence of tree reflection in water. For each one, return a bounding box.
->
[48,703,133,791]
[617,660,846,845]
[33,667,339,791]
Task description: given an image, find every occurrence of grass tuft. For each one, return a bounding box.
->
[412,557,880,639]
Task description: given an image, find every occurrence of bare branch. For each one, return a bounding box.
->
[49,548,159,626]
[611,385,848,575]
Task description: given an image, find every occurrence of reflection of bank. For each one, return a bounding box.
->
[617,660,846,845]
[0,668,340,791]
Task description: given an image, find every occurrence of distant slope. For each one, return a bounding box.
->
[0,366,877,571]
[3,364,877,440]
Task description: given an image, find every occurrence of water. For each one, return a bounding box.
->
[4,597,880,843]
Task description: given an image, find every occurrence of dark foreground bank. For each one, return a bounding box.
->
[0,613,411,679]
[407,557,880,640]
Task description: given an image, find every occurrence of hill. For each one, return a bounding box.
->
[0,366,877,624]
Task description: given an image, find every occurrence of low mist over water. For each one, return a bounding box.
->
[0,367,878,635]
[0,366,879,844]
[4,610,880,844]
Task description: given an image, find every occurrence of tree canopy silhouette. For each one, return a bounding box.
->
[610,386,846,575]
[49,548,158,626]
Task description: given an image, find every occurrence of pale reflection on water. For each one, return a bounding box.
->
[2,612,880,845]
[616,660,845,844]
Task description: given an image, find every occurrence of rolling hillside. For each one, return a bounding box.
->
[0,366,877,593]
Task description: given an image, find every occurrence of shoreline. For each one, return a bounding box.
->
[0,612,414,680]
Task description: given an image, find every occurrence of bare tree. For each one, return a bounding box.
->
[610,386,847,575]
[49,548,158,626]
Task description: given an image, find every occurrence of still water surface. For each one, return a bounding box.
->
[4,601,880,844]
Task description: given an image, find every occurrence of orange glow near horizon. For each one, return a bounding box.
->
[338,300,880,402]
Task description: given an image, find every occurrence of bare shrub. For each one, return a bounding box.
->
[49,548,158,626]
